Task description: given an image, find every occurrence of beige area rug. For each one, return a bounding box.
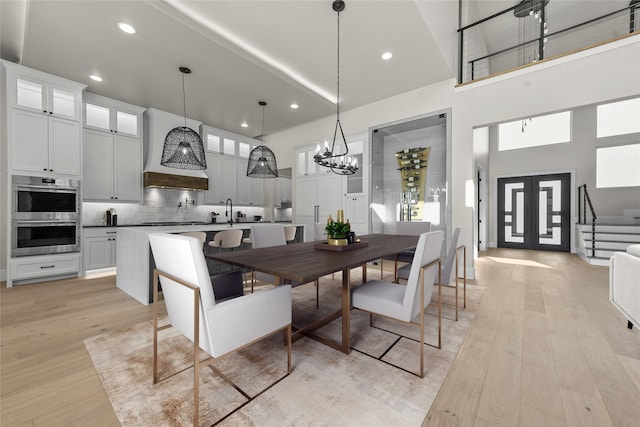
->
[84,268,485,426]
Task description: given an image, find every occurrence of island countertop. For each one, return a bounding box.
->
[115,223,305,305]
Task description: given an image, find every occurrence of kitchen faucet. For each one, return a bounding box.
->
[225,198,233,226]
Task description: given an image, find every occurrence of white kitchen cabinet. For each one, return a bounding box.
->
[84,92,143,137]
[83,129,142,202]
[82,94,144,202]
[4,61,84,121]
[237,158,264,206]
[9,253,80,285]
[3,61,86,177]
[203,153,237,205]
[344,194,368,235]
[295,174,344,240]
[296,146,319,177]
[11,109,81,176]
[83,228,117,271]
[274,177,292,208]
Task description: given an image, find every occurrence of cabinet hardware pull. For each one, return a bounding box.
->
[40,265,55,269]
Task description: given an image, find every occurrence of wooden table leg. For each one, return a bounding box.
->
[341,268,351,354]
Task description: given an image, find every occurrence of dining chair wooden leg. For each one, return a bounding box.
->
[380,258,384,279]
[393,255,399,283]
[286,324,292,373]
[315,279,319,309]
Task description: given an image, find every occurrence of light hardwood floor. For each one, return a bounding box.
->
[1,249,639,426]
[424,248,640,427]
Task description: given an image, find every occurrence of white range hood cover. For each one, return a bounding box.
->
[143,107,208,180]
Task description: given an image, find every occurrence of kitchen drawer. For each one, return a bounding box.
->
[83,227,118,238]
[10,253,80,281]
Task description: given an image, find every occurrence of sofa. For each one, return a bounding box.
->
[609,244,640,329]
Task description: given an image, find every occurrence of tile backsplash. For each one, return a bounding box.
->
[82,188,291,226]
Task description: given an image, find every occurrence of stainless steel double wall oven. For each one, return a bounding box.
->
[11,175,81,257]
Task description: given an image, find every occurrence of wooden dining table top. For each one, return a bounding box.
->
[206,233,419,282]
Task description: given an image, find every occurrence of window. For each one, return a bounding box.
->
[596,144,640,188]
[498,111,571,151]
[597,98,640,138]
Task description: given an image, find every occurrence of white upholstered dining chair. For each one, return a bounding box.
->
[352,230,443,377]
[179,231,206,249]
[250,223,320,308]
[398,226,466,320]
[149,232,292,427]
[380,221,431,282]
[284,225,297,243]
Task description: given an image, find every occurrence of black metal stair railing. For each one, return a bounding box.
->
[578,184,597,257]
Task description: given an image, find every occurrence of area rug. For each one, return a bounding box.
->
[84,270,485,426]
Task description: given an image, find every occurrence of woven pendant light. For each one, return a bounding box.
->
[161,66,207,170]
[247,101,278,178]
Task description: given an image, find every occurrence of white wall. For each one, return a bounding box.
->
[265,35,640,277]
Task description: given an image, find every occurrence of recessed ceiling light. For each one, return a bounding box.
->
[89,75,103,82]
[117,22,136,34]
[241,122,248,128]
[290,103,299,109]
[381,52,393,61]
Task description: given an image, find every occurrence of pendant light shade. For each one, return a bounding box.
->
[313,0,358,176]
[161,66,207,170]
[247,101,278,178]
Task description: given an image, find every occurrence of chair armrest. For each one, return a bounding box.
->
[609,252,640,326]
[207,285,292,356]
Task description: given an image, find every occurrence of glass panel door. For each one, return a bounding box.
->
[498,173,570,251]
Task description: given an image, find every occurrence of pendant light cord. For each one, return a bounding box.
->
[336,9,340,121]
[182,72,187,127]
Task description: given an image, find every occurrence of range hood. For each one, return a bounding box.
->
[143,108,209,191]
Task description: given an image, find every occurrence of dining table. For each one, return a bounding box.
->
[206,233,419,354]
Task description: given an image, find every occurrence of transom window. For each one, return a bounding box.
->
[498,111,571,151]
[597,97,640,138]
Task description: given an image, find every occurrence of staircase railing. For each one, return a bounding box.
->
[578,184,597,257]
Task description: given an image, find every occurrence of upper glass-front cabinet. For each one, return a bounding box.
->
[83,92,145,137]
[201,125,259,157]
[4,61,86,121]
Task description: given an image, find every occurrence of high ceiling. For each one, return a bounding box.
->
[0,0,456,138]
[0,1,629,139]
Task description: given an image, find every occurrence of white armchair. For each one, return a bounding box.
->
[609,244,640,329]
[148,233,292,427]
[352,230,444,377]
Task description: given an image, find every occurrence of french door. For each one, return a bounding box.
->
[497,173,570,252]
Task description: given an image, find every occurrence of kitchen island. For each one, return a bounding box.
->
[116,223,304,305]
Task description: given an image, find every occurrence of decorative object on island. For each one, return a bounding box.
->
[396,147,430,221]
[247,101,278,178]
[313,0,358,176]
[161,66,207,170]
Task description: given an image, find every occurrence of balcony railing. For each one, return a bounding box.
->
[458,0,640,84]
